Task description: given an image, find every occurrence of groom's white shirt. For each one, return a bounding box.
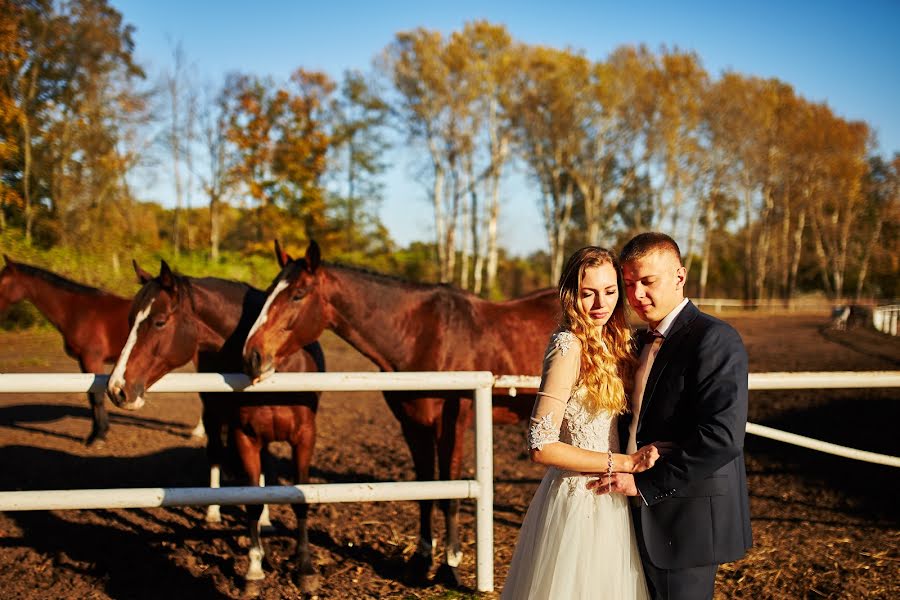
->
[635,296,689,505]
[652,297,690,337]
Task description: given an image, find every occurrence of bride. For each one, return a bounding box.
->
[502,247,658,599]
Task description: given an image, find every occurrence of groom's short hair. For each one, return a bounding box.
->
[620,232,683,266]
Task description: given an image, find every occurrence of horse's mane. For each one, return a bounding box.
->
[325,261,476,295]
[133,270,254,313]
[11,261,109,296]
[324,261,559,306]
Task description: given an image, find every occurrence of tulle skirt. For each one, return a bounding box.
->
[502,468,649,600]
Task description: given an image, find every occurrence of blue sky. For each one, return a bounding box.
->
[111,0,900,255]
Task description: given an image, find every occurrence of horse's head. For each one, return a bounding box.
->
[0,256,25,312]
[243,240,327,382]
[107,259,198,409]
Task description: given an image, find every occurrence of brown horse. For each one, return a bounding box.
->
[242,241,559,585]
[0,256,132,445]
[105,260,325,591]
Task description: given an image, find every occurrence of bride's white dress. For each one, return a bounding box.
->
[502,331,649,600]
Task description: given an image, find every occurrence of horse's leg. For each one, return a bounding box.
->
[201,396,224,523]
[80,357,108,446]
[258,470,272,529]
[399,415,438,581]
[436,396,471,587]
[290,405,319,593]
[234,427,266,583]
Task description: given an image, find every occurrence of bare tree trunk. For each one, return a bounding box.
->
[698,195,716,301]
[669,184,683,237]
[753,187,774,301]
[809,214,835,298]
[545,178,575,285]
[169,87,183,255]
[432,160,447,282]
[470,166,484,295]
[459,172,471,290]
[683,198,700,276]
[21,116,34,243]
[788,209,805,301]
[742,185,753,302]
[855,216,883,300]
[484,167,502,296]
[209,194,221,261]
[185,89,196,252]
[445,167,460,284]
[779,199,791,302]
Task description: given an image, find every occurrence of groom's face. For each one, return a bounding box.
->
[622,249,686,328]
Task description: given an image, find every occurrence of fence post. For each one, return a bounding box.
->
[474,382,494,592]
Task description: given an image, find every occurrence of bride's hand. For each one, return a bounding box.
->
[628,445,660,472]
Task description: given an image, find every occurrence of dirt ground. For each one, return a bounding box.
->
[0,312,898,599]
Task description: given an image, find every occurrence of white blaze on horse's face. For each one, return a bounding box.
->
[108,298,154,409]
[244,278,290,359]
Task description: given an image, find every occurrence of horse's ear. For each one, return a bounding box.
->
[274,239,292,268]
[159,260,175,290]
[305,240,321,273]
[133,260,153,284]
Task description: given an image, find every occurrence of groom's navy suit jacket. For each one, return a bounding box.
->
[620,301,753,570]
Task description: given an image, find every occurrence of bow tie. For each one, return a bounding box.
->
[638,329,664,345]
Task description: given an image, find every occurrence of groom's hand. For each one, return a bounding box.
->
[587,473,638,496]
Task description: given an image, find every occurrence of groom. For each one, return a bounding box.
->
[589,232,752,599]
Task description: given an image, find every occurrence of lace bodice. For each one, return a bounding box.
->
[527,331,621,497]
[559,386,619,453]
[528,330,619,453]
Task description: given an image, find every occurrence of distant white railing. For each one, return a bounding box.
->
[692,298,896,314]
[873,304,900,336]
[0,372,496,592]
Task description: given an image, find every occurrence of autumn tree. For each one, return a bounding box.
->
[198,81,230,261]
[0,0,26,230]
[855,154,898,298]
[1,0,146,252]
[223,68,334,246]
[507,44,590,284]
[458,21,516,296]
[382,27,490,284]
[326,69,392,258]
[161,41,199,255]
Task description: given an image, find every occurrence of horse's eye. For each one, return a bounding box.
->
[291,290,306,302]
[154,319,167,329]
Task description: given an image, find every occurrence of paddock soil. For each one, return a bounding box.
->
[0,313,898,599]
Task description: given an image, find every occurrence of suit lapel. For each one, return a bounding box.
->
[637,301,699,427]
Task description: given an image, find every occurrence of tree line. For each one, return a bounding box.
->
[1,1,897,302]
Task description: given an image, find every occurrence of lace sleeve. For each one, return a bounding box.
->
[527,331,581,450]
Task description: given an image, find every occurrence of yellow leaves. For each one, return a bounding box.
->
[222,69,334,227]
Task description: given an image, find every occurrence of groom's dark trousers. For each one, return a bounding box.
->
[621,302,753,600]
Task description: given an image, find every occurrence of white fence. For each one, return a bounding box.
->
[1,370,900,592]
[873,304,900,336]
[0,372,496,592]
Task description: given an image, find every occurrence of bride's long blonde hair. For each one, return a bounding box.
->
[558,247,636,416]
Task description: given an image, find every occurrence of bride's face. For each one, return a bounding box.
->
[579,262,619,328]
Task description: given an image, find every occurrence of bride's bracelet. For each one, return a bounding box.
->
[607,452,613,492]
